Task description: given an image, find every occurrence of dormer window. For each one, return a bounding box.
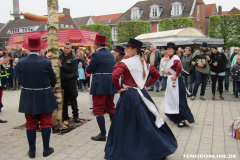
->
[131,7,143,20]
[149,5,163,18]
[171,2,185,17]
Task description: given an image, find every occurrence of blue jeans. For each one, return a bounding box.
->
[150,68,160,90]
[162,76,167,91]
[224,68,230,90]
[182,74,193,94]
[192,71,208,96]
[78,80,83,89]
[234,81,240,98]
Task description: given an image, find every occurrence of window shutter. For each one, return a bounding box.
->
[179,5,182,15]
[137,10,140,19]
[150,8,152,18]
[157,7,160,17]
[131,11,133,20]
[171,6,174,16]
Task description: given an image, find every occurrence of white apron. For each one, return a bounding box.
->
[122,55,164,128]
[113,78,121,108]
[160,55,180,114]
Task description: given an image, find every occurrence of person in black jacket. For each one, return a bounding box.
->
[147,44,162,92]
[58,42,80,123]
[230,49,238,63]
[209,45,227,100]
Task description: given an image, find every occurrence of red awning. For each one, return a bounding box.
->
[7,29,97,47]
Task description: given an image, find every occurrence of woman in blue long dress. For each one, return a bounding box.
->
[105,38,177,160]
[161,42,194,127]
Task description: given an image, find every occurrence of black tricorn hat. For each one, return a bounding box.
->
[165,42,177,50]
[126,38,143,50]
[114,46,125,54]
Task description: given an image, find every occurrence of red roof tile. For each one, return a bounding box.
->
[205,4,216,17]
[92,13,123,23]
[228,7,240,14]
[222,11,230,15]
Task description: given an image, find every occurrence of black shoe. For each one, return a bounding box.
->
[43,147,54,157]
[187,94,192,97]
[158,157,166,160]
[161,88,165,91]
[27,152,35,158]
[148,89,154,91]
[91,133,106,141]
[156,90,159,92]
[74,117,80,123]
[0,119,7,123]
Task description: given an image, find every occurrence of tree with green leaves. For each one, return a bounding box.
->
[209,14,240,47]
[158,18,193,31]
[79,24,112,44]
[116,20,151,43]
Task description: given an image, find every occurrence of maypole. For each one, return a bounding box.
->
[47,0,67,129]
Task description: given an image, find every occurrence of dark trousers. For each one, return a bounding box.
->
[1,77,7,89]
[182,74,193,94]
[211,75,224,94]
[7,76,12,87]
[234,81,240,98]
[62,80,79,119]
[78,79,83,89]
[86,77,90,87]
[224,68,230,90]
[192,71,208,96]
[12,78,19,88]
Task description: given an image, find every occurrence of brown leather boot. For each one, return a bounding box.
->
[212,94,215,100]
[220,94,224,100]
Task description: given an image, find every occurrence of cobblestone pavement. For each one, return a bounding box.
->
[0,80,239,160]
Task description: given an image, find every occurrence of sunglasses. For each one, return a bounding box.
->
[65,42,71,45]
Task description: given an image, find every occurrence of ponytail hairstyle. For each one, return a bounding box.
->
[137,48,146,80]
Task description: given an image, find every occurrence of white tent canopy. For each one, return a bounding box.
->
[135,28,224,47]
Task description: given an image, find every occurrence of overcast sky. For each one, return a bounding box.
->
[0,0,239,23]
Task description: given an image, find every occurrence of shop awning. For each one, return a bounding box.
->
[113,28,224,49]
[7,29,97,47]
[135,28,224,48]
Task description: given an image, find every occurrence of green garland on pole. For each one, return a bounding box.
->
[117,20,151,43]
[209,14,240,47]
[158,18,193,31]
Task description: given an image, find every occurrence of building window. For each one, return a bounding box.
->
[153,8,157,17]
[150,5,163,18]
[0,42,2,48]
[60,24,64,28]
[171,2,184,16]
[112,27,117,41]
[133,10,138,19]
[131,7,140,20]
[70,25,73,28]
[197,5,200,21]
[65,24,69,27]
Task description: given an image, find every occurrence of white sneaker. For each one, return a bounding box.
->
[231,92,235,95]
[191,96,196,100]
[200,96,206,100]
